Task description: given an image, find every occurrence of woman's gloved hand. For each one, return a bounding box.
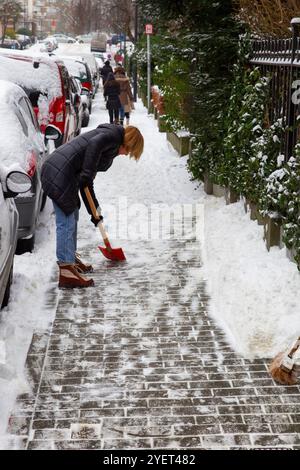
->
[91,207,103,226]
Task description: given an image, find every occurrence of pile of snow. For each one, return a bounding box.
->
[203,197,300,358]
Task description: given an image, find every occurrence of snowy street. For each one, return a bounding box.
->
[1,88,300,449]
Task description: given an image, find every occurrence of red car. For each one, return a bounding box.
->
[0,52,77,147]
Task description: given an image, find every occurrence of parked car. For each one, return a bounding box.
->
[0,37,21,50]
[0,166,32,308]
[52,33,77,44]
[94,56,104,73]
[0,53,78,149]
[76,34,92,44]
[39,37,56,52]
[0,80,59,253]
[91,32,108,52]
[15,34,31,50]
[75,78,90,128]
[110,33,126,45]
[69,76,84,134]
[57,55,93,114]
[92,51,106,62]
[46,36,59,49]
[57,51,99,98]
[80,53,100,97]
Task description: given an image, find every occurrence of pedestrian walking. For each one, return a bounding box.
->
[104,72,121,124]
[41,124,144,289]
[100,60,113,86]
[114,66,134,126]
[114,50,124,65]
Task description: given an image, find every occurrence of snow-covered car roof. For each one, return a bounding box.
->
[0,54,62,99]
[79,53,97,73]
[58,56,88,79]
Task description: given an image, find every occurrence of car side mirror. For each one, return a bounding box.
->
[44,124,61,141]
[5,171,32,198]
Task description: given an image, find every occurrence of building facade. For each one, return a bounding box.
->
[23,0,60,36]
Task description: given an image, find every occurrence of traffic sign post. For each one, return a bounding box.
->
[145,24,153,112]
[145,24,153,35]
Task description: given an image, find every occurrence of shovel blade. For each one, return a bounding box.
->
[98,245,126,261]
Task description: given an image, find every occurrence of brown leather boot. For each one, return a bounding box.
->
[75,253,93,273]
[58,264,94,289]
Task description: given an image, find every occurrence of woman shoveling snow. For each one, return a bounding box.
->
[41,123,144,288]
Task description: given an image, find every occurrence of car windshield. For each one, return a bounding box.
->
[63,60,87,80]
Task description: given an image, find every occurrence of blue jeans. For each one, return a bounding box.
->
[53,202,79,264]
[119,105,125,120]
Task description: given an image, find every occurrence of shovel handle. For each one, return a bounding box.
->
[84,187,112,250]
[288,337,300,358]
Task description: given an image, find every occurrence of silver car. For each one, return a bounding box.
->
[0,80,53,253]
[0,168,32,308]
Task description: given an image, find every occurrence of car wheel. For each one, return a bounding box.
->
[82,109,90,127]
[1,264,13,309]
[16,235,35,254]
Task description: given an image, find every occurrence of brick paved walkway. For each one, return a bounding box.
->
[5,212,300,450]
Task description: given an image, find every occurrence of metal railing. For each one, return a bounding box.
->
[250,18,300,161]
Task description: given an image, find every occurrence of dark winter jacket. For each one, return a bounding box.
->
[104,80,121,111]
[41,124,124,215]
[100,63,113,82]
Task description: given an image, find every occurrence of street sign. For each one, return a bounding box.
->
[145,24,153,35]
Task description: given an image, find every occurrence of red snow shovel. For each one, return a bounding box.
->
[84,187,126,261]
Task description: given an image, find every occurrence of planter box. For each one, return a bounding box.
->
[249,202,258,221]
[213,183,226,198]
[158,114,167,133]
[225,187,239,205]
[256,210,267,226]
[263,216,282,251]
[204,172,213,195]
[167,131,190,156]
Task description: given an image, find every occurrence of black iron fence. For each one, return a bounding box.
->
[250,18,300,161]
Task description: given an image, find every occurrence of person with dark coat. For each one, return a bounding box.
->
[104,72,121,124]
[41,124,144,289]
[100,60,113,86]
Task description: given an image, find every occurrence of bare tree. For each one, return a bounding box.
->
[108,0,135,40]
[52,0,135,37]
[0,0,22,42]
[234,0,300,37]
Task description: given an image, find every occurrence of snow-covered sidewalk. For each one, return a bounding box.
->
[0,87,300,449]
